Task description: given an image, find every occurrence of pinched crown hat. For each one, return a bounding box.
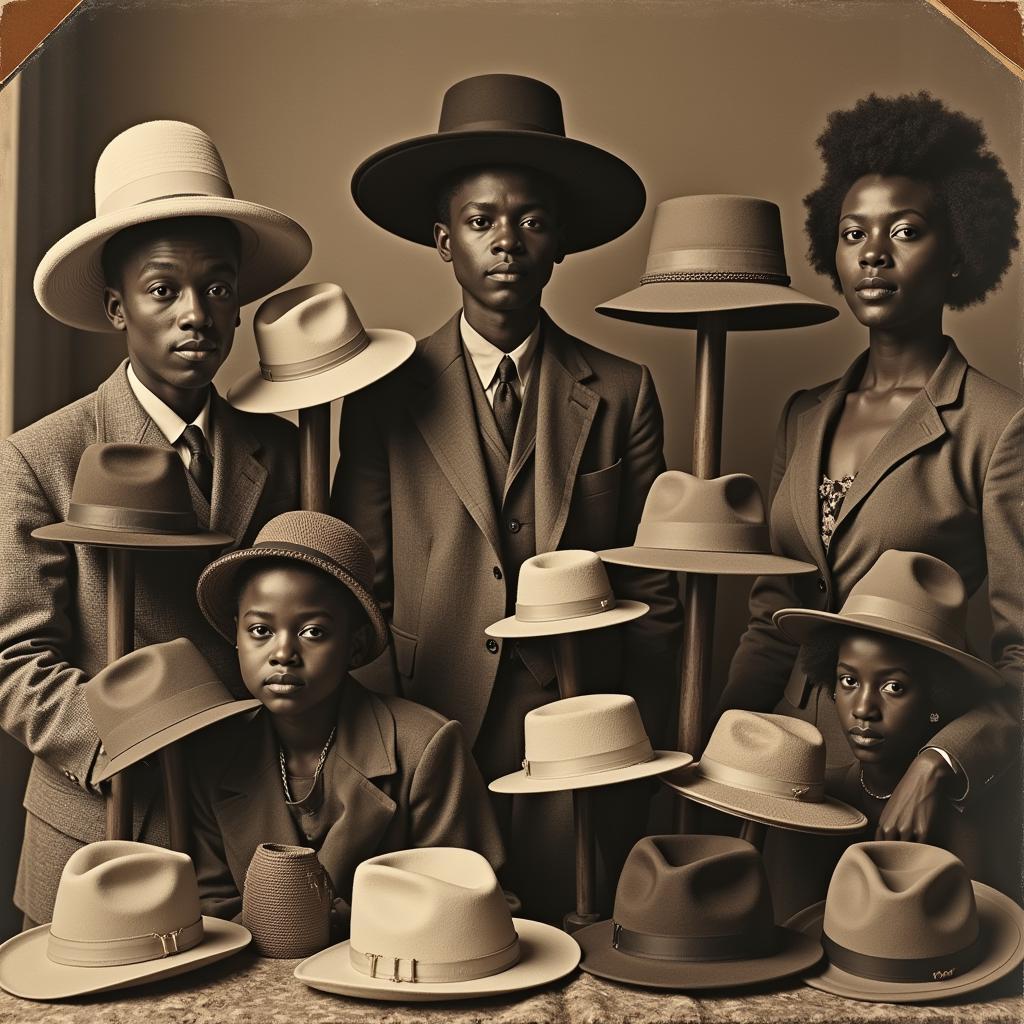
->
[599,471,817,575]
[596,195,838,330]
[0,841,250,1000]
[34,120,311,333]
[576,835,822,989]
[227,283,416,414]
[293,847,580,1000]
[351,73,646,252]
[663,711,866,834]
[787,842,1024,1002]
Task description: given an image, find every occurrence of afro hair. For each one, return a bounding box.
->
[804,92,1019,309]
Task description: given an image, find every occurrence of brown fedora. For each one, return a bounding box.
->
[596,195,838,330]
[31,443,234,549]
[576,835,822,989]
[774,550,1003,689]
[86,638,260,784]
[787,841,1024,1003]
[599,471,817,575]
[351,73,645,253]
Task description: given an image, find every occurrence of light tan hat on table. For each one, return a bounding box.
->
[293,847,580,1000]
[0,841,250,1000]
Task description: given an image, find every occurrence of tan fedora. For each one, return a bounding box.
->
[486,550,648,638]
[293,847,579,1000]
[663,711,866,834]
[86,638,260,784]
[227,283,416,414]
[34,120,311,333]
[774,550,1003,689]
[197,511,388,668]
[596,195,838,330]
[490,694,692,795]
[31,443,234,549]
[787,841,1024,1003]
[577,835,822,989]
[599,471,817,575]
[0,841,250,1000]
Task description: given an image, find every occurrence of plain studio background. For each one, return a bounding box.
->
[0,0,1020,939]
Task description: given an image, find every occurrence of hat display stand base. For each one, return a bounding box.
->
[298,404,331,513]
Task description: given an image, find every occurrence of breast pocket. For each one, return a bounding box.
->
[565,460,622,548]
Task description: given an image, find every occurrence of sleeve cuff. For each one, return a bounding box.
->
[920,745,969,802]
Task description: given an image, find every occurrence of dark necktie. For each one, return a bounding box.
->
[492,355,521,452]
[180,424,213,500]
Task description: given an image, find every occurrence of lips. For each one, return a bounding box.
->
[173,339,218,360]
[487,261,525,280]
[854,277,897,300]
[848,727,885,748]
[264,672,304,694]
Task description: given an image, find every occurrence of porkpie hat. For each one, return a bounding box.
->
[351,73,645,253]
[34,120,311,333]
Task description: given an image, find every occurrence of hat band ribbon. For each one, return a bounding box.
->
[350,934,520,983]
[68,502,199,535]
[634,521,770,554]
[839,595,962,647]
[611,921,777,962]
[822,931,984,983]
[697,756,824,802]
[516,592,615,622]
[48,918,204,967]
[440,118,563,135]
[97,170,233,215]
[642,246,789,284]
[259,328,371,382]
[523,738,653,779]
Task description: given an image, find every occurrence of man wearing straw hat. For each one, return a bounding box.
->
[0,120,310,927]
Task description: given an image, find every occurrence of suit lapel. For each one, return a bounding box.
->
[505,357,539,501]
[95,361,170,447]
[209,391,267,545]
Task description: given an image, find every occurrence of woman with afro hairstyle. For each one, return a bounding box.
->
[718,92,1021,866]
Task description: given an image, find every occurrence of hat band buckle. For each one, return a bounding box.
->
[351,934,521,983]
[67,502,199,536]
[260,327,371,382]
[611,920,777,962]
[516,591,615,623]
[47,917,204,968]
[822,930,985,984]
[522,737,653,779]
[697,755,825,803]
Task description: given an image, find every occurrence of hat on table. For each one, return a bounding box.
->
[351,73,645,253]
[293,847,579,1000]
[663,711,866,834]
[599,471,818,575]
[490,693,692,795]
[34,120,311,332]
[787,841,1024,1003]
[227,283,415,414]
[0,841,250,1000]
[596,195,838,330]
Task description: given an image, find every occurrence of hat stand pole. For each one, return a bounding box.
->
[738,818,768,852]
[105,548,135,842]
[299,404,332,513]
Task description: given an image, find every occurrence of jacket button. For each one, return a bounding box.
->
[493,566,503,580]
[508,518,521,534]
[486,638,499,654]
[817,577,827,593]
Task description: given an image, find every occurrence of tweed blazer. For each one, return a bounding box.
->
[188,678,505,933]
[719,339,1022,798]
[0,361,298,921]
[330,310,682,746]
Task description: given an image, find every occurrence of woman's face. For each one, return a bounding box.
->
[835,175,959,333]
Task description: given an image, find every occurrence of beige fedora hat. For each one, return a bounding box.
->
[774,550,1003,690]
[227,283,416,414]
[486,550,648,638]
[86,638,260,784]
[663,711,866,834]
[490,694,692,794]
[596,195,838,330]
[577,835,822,989]
[0,841,250,1000]
[599,471,818,575]
[787,841,1024,1003]
[293,847,580,1000]
[33,120,311,332]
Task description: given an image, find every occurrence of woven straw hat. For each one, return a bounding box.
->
[490,694,692,795]
[663,711,866,834]
[293,847,580,1000]
[787,842,1024,1002]
[33,120,311,332]
[0,841,250,1000]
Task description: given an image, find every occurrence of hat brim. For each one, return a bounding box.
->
[196,543,388,670]
[662,763,868,835]
[491,750,693,795]
[351,132,645,253]
[596,281,839,331]
[292,918,579,1001]
[33,197,312,333]
[576,919,822,990]
[773,609,1005,690]
[786,886,1024,1003]
[485,600,648,638]
[0,917,250,1001]
[598,546,818,576]
[226,330,417,413]
[31,522,235,550]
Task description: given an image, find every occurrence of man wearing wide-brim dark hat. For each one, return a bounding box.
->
[333,73,682,923]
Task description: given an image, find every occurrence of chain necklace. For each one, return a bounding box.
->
[859,768,893,801]
[279,726,337,804]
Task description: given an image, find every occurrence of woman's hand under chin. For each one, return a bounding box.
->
[875,747,954,843]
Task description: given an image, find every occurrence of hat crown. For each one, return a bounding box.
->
[438,74,565,136]
[644,471,766,526]
[523,693,650,763]
[516,550,613,610]
[69,443,194,515]
[703,710,825,784]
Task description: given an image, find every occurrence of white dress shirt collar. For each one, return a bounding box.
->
[126,362,212,447]
[459,312,541,396]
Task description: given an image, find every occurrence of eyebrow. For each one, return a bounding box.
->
[459,199,553,214]
[837,661,911,675]
[138,259,238,275]
[241,608,335,619]
[838,208,928,222]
